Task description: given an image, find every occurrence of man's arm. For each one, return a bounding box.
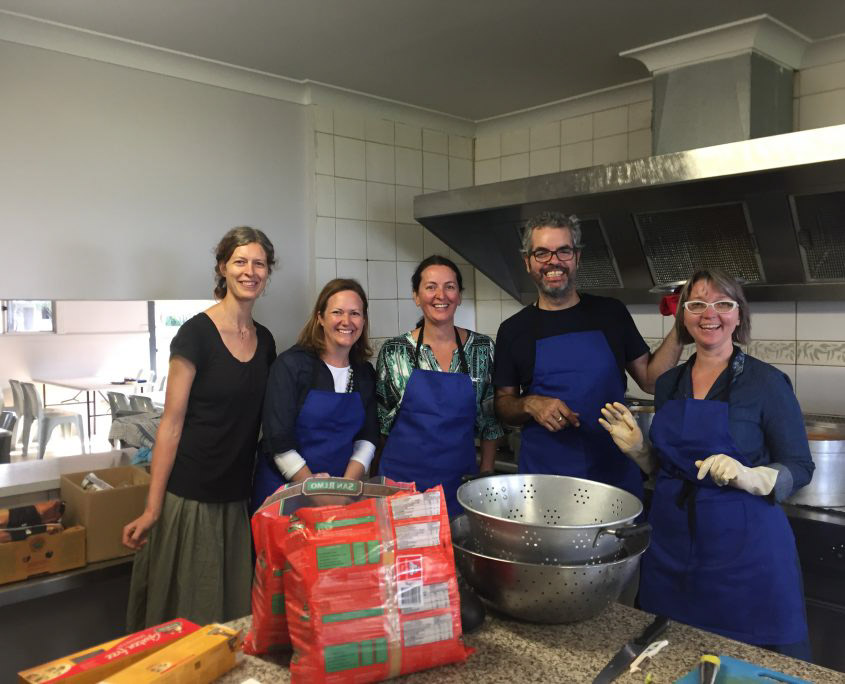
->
[627,327,682,394]
[495,386,580,430]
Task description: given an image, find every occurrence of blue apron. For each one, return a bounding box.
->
[378,325,477,518]
[250,361,365,514]
[518,326,643,499]
[639,357,809,650]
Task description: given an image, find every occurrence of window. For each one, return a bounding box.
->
[1,300,56,333]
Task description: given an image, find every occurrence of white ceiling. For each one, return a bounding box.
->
[2,0,845,120]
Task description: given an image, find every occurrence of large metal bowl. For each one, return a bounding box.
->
[451,515,648,623]
[456,474,649,564]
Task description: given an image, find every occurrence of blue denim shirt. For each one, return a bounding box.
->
[654,348,815,501]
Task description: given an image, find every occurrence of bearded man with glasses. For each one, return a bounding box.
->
[493,211,682,500]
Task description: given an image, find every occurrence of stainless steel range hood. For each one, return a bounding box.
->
[415,124,845,304]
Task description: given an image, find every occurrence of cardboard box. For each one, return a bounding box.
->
[60,466,150,563]
[101,624,243,683]
[0,525,85,585]
[17,618,200,684]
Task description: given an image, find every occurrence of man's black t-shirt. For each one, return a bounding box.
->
[493,293,649,394]
[166,312,276,502]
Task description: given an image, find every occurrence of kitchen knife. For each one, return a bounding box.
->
[591,615,670,684]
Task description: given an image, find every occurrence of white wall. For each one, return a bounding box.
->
[0,38,311,349]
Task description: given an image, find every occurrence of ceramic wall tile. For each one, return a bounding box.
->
[315,258,336,289]
[529,147,560,176]
[395,122,421,149]
[394,185,418,224]
[748,301,796,340]
[475,269,500,300]
[797,301,845,340]
[396,261,417,299]
[423,129,448,155]
[423,152,449,190]
[501,128,530,156]
[369,299,399,339]
[475,300,502,336]
[366,221,396,261]
[747,340,797,364]
[628,129,652,160]
[455,300,476,331]
[366,117,394,144]
[365,142,395,183]
[594,106,628,138]
[798,89,845,130]
[449,247,469,265]
[367,260,398,299]
[561,114,593,144]
[336,258,368,288]
[423,229,449,256]
[395,147,423,187]
[475,158,501,185]
[628,101,652,131]
[366,181,395,222]
[462,268,475,300]
[501,153,529,181]
[335,218,367,260]
[312,104,333,134]
[315,216,335,258]
[449,157,473,189]
[797,341,845,366]
[530,121,561,150]
[560,141,592,171]
[500,299,524,323]
[449,134,473,159]
[395,223,423,262]
[334,137,366,180]
[593,134,628,165]
[795,364,845,414]
[334,110,365,139]
[335,178,366,219]
[398,298,421,332]
[799,61,845,96]
[627,304,664,339]
[475,133,501,160]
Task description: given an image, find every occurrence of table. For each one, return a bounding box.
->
[32,377,137,438]
[219,604,843,683]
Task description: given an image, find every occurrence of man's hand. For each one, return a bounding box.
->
[523,395,580,431]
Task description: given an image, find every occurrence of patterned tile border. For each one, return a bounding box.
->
[797,341,845,366]
[643,338,845,367]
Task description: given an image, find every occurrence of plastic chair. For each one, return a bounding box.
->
[129,395,154,412]
[107,391,141,418]
[8,380,27,449]
[20,382,86,459]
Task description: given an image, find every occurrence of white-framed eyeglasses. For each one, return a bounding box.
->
[683,300,738,314]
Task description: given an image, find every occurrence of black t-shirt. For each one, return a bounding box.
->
[261,344,379,459]
[166,312,276,502]
[493,293,649,394]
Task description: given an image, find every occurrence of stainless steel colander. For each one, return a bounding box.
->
[451,515,647,624]
[456,474,649,564]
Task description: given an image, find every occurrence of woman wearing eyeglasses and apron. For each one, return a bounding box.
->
[600,268,815,660]
[375,255,503,518]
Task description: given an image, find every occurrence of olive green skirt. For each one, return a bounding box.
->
[126,491,252,631]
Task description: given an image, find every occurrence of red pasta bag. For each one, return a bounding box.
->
[282,479,472,683]
[243,477,417,656]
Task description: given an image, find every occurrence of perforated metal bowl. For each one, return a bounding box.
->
[456,474,649,564]
[451,515,647,623]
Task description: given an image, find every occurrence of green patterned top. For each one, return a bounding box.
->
[376,329,504,441]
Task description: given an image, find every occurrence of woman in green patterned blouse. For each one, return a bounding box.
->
[375,255,503,516]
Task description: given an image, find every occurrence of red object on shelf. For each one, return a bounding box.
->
[659,293,680,316]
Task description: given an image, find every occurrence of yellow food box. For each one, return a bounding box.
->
[99,624,242,683]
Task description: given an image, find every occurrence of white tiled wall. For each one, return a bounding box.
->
[795,37,845,131]
[311,104,476,354]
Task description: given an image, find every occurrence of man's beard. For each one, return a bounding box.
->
[534,267,576,298]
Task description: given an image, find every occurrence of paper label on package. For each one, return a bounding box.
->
[396,554,424,610]
[400,582,450,614]
[390,491,441,520]
[402,613,454,647]
[394,521,440,550]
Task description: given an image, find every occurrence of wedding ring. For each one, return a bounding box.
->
[556,415,563,422]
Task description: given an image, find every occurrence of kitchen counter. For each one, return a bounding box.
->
[218,603,842,683]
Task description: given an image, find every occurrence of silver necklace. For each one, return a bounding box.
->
[345,366,354,393]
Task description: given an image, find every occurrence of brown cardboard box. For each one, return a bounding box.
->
[17,618,200,684]
[60,466,149,563]
[101,624,242,683]
[0,525,85,585]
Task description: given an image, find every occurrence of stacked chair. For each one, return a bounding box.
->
[18,381,85,459]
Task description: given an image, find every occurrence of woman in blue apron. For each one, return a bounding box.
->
[600,269,815,660]
[376,255,503,517]
[251,278,379,512]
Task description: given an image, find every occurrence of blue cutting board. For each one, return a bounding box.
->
[674,655,811,683]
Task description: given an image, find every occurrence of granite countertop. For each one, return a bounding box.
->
[218,603,842,683]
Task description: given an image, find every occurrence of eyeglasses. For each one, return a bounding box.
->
[683,300,739,314]
[529,247,577,263]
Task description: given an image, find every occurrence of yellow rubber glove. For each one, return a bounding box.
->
[598,402,657,474]
[694,454,779,496]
